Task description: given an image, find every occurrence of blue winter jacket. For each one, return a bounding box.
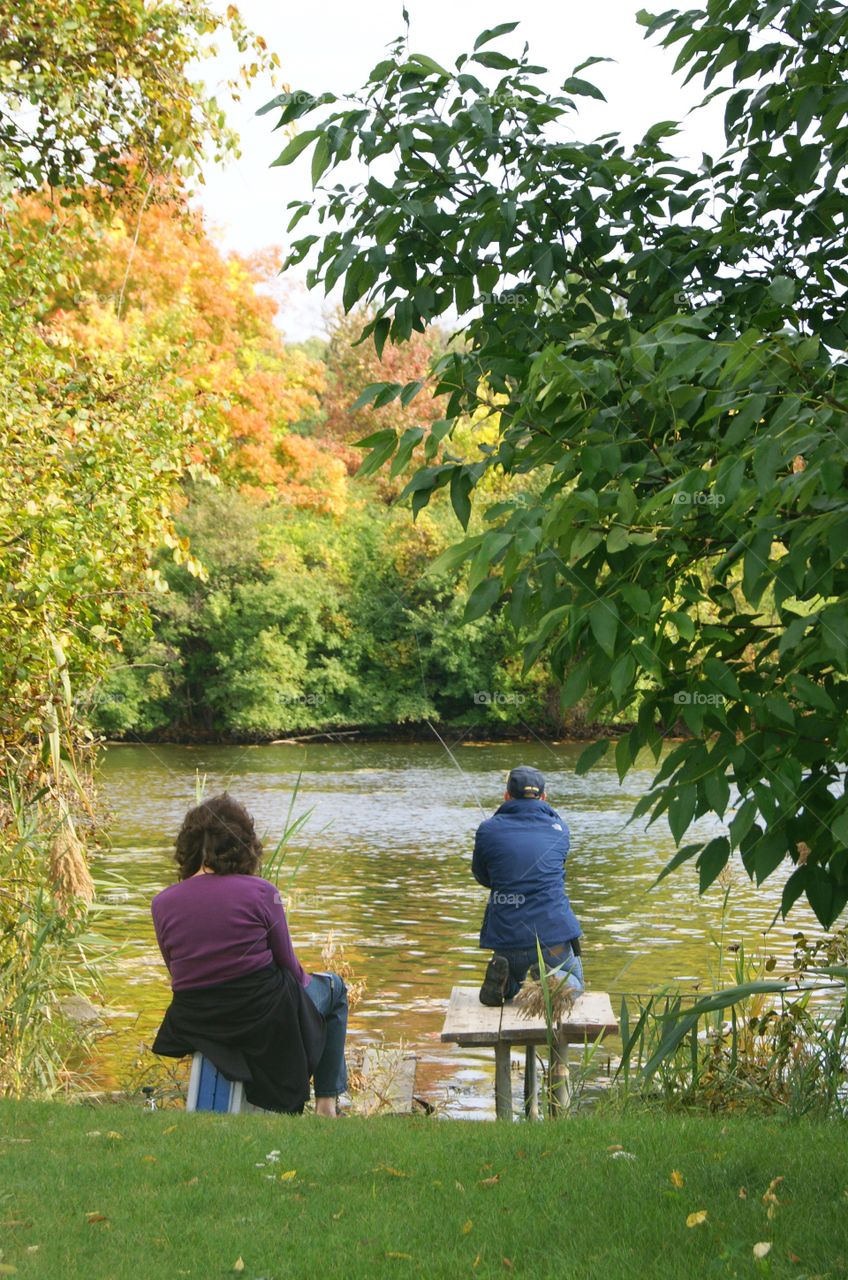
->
[471,798,581,950]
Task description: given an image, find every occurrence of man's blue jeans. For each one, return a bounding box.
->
[304,972,348,1097]
[495,942,584,1001]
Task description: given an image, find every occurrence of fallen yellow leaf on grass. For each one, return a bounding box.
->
[279,1170,297,1182]
[473,1255,481,1270]
[163,1125,177,1135]
[142,1155,157,1164]
[373,1165,408,1178]
[670,1170,684,1189]
[232,1257,245,1273]
[85,1214,108,1225]
[762,1176,784,1208]
[462,1220,473,1235]
[105,1132,122,1140]
[686,1211,708,1228]
[739,1187,748,1200]
[753,1243,772,1259]
[480,1175,501,1188]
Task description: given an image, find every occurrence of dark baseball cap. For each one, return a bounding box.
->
[506,766,545,799]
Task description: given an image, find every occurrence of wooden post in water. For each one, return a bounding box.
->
[494,1042,512,1121]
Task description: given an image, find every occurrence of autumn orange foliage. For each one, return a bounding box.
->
[28,189,347,514]
[321,308,443,469]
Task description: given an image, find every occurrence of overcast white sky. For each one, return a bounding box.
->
[196,1,726,340]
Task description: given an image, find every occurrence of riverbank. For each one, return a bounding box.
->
[3,1101,846,1279]
[101,719,637,747]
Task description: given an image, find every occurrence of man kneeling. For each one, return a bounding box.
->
[471,766,583,1006]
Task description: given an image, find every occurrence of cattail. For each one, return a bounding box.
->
[49,817,94,909]
[515,973,577,1023]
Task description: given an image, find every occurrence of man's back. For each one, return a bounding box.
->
[472,798,580,950]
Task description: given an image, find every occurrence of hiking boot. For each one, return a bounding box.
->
[479,954,509,1006]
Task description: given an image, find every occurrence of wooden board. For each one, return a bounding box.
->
[440,986,503,1044]
[440,987,618,1047]
[501,991,618,1044]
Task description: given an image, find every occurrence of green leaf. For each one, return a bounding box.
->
[472,51,518,70]
[407,53,452,77]
[450,469,472,529]
[805,864,848,930]
[350,382,398,412]
[390,427,425,477]
[271,130,321,166]
[562,76,606,101]
[668,784,697,845]
[426,536,482,578]
[697,837,730,892]
[575,739,609,776]
[769,275,795,306]
[464,577,502,623]
[473,22,520,50]
[606,525,630,554]
[651,842,701,888]
[570,528,603,563]
[561,661,589,708]
[355,430,397,478]
[311,135,330,185]
[589,600,619,657]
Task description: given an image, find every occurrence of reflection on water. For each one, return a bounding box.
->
[94,740,822,1117]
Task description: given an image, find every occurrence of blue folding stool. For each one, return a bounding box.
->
[186,1053,244,1113]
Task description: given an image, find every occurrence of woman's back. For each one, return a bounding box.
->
[152,873,305,991]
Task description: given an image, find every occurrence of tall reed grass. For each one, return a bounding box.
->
[0,776,105,1097]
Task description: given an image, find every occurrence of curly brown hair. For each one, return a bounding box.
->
[174,793,263,879]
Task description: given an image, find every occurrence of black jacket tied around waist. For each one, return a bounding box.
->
[152,963,326,1113]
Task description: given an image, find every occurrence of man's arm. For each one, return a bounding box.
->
[471,828,492,888]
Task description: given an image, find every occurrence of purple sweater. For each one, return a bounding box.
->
[151,873,309,992]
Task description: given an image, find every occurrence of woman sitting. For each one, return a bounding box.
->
[151,793,347,1117]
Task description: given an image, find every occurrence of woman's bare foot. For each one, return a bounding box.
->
[315,1096,338,1118]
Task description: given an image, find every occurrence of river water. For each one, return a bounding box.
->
[93,740,822,1117]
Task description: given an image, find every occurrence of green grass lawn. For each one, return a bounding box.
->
[0,1101,846,1280]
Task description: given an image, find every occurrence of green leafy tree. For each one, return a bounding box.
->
[0,0,273,196]
[93,481,559,740]
[262,1,848,925]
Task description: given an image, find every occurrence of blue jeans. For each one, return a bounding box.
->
[304,972,348,1097]
[494,942,584,1000]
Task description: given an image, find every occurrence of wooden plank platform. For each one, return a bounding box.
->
[441,987,618,1046]
[441,986,618,1121]
[500,992,619,1044]
[440,986,502,1044]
